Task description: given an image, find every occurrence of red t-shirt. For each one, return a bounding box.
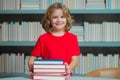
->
[31,31,80,64]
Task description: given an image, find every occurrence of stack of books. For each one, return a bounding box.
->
[33,59,67,80]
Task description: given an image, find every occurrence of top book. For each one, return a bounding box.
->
[34,59,64,64]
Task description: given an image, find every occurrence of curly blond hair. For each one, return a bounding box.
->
[41,2,74,32]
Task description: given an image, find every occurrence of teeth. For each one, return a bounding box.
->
[56,23,63,25]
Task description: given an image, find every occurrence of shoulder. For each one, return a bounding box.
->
[38,32,50,40]
[66,31,77,38]
[65,32,78,42]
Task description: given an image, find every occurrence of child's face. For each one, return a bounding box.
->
[51,9,67,32]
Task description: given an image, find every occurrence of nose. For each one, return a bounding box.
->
[57,17,61,21]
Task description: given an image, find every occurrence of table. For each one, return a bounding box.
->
[0,76,118,80]
[67,76,118,80]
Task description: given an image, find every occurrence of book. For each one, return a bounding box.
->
[34,59,63,64]
[34,68,66,73]
[33,75,66,80]
[33,59,66,79]
[34,72,67,76]
[33,64,65,68]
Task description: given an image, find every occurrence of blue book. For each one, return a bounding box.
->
[34,59,63,64]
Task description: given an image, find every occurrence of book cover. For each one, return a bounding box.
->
[33,64,65,68]
[33,75,66,80]
[34,59,63,64]
[34,72,67,76]
[34,68,66,73]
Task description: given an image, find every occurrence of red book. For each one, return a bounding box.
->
[34,72,67,76]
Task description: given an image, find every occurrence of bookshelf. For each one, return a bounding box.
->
[0,0,120,77]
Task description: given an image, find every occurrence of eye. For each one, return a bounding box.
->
[61,16,65,18]
[52,16,57,19]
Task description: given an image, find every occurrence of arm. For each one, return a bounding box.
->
[28,56,36,77]
[69,56,78,71]
[65,56,78,76]
[68,35,80,71]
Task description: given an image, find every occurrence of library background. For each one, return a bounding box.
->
[0,0,120,77]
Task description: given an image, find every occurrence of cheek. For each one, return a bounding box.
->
[64,18,67,22]
[50,20,56,28]
[50,20,54,25]
[51,19,56,24]
[64,19,67,24]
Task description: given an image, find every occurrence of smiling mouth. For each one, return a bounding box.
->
[56,22,64,25]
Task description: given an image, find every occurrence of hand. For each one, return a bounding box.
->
[64,63,71,77]
[28,56,35,79]
[28,65,33,79]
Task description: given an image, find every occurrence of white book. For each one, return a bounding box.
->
[34,64,65,68]
[34,68,65,73]
[33,75,66,80]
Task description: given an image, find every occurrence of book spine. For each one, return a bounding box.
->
[33,64,65,68]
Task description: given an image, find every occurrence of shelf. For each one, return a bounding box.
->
[0,10,45,14]
[71,9,120,14]
[79,42,120,47]
[0,41,120,47]
[0,41,35,46]
[0,73,29,78]
[0,41,120,54]
[0,9,120,14]
[0,9,119,22]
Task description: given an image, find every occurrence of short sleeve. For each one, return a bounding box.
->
[31,36,42,57]
[71,35,80,56]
